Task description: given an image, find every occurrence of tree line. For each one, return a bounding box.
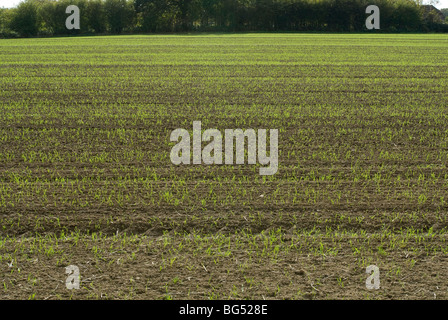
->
[0,0,447,38]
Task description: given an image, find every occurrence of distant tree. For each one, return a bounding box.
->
[421,3,445,28]
[134,0,151,12]
[392,0,422,31]
[104,0,134,33]
[254,0,275,30]
[440,8,448,18]
[174,0,202,31]
[328,0,354,31]
[85,0,107,33]
[134,0,156,32]
[9,0,39,36]
[134,0,172,32]
[38,0,69,35]
[0,0,444,36]
[217,0,238,30]
[0,8,8,31]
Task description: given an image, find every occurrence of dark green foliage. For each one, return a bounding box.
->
[104,0,134,33]
[0,8,19,38]
[9,1,39,36]
[38,0,71,35]
[3,0,447,37]
[85,0,107,33]
[441,8,448,18]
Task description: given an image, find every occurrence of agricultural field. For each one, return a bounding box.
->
[1,34,448,300]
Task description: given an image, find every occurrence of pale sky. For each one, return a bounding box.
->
[1,0,447,9]
[1,0,21,8]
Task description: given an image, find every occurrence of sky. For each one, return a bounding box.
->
[1,0,447,8]
[1,0,21,8]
